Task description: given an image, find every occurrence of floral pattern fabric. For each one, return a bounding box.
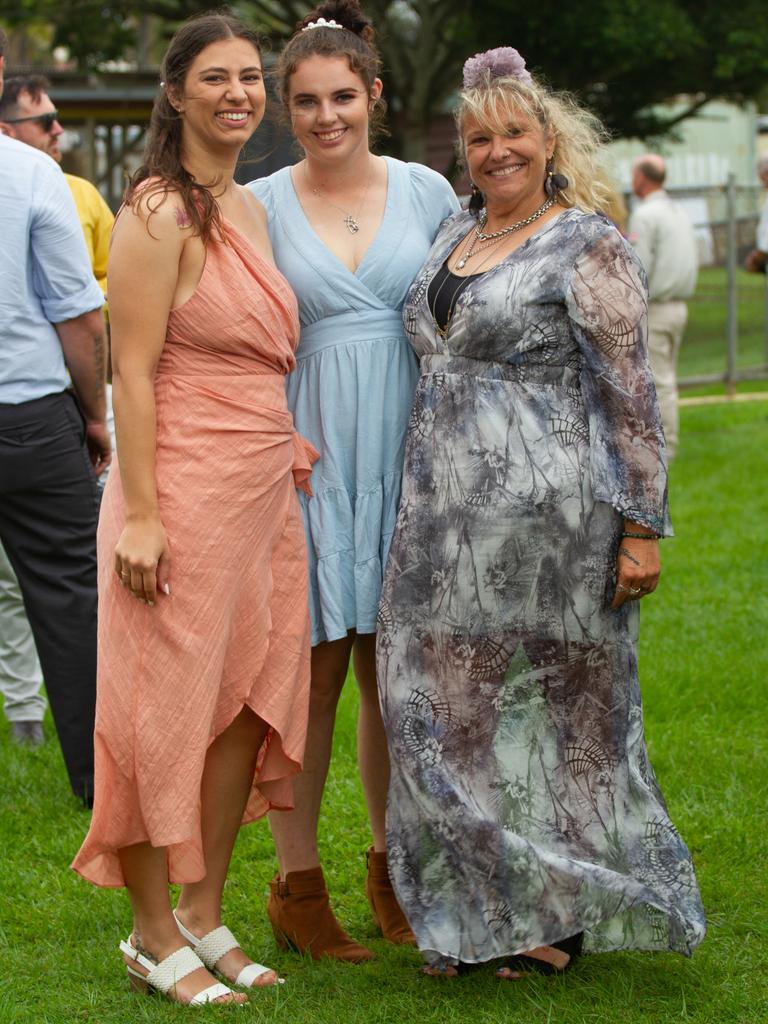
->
[377,208,706,965]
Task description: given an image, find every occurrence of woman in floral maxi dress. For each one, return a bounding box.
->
[377,49,706,976]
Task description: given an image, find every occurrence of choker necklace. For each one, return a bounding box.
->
[305,161,373,234]
[456,196,555,269]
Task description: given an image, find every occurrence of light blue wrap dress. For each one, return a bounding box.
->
[249,158,459,645]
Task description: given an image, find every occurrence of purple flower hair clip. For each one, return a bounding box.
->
[462,47,533,90]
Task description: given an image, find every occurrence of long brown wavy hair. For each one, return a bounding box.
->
[125,12,263,243]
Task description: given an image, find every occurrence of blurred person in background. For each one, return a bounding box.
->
[0,74,115,748]
[743,155,768,274]
[0,75,114,293]
[0,29,109,800]
[628,154,698,459]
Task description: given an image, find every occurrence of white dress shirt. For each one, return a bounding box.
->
[628,189,698,302]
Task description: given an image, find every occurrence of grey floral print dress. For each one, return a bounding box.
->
[377,208,706,966]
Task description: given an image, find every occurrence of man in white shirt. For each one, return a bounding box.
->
[0,31,109,803]
[744,155,768,275]
[628,154,698,459]
[0,73,115,750]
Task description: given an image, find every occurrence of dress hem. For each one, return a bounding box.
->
[71,693,303,889]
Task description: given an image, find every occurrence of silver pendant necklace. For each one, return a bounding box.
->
[456,196,556,269]
[305,161,373,234]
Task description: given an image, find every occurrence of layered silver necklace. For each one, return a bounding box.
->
[455,195,556,269]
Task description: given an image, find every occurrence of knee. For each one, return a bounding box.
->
[309,669,346,713]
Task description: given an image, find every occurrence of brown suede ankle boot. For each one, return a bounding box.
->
[365,847,416,946]
[267,866,374,962]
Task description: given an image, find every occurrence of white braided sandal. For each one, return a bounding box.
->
[120,936,238,1005]
[174,912,285,988]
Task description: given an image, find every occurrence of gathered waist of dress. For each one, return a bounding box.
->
[154,366,291,412]
[298,310,407,360]
[420,353,580,388]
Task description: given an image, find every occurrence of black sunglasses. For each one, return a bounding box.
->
[3,110,60,132]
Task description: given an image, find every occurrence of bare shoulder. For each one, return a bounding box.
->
[237,184,269,229]
[113,182,194,249]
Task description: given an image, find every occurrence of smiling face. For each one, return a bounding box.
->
[175,37,265,150]
[287,54,382,165]
[463,104,552,217]
[1,88,63,161]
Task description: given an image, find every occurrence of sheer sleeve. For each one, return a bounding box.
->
[565,225,672,536]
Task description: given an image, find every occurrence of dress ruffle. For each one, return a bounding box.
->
[292,432,320,495]
[301,471,402,645]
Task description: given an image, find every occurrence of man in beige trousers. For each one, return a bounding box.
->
[629,154,698,459]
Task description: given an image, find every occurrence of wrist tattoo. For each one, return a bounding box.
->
[93,333,106,401]
[619,546,641,566]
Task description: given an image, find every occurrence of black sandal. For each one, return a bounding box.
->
[496,932,583,978]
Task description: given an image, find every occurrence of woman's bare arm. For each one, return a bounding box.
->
[108,195,195,605]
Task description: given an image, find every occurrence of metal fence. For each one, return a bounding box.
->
[671,177,768,391]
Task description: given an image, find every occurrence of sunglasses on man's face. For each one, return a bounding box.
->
[3,110,61,132]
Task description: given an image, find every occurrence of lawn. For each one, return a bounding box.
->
[0,399,766,1024]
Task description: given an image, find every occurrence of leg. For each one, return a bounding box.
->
[352,633,388,852]
[0,393,99,800]
[118,842,245,1005]
[0,541,46,734]
[269,634,354,875]
[266,633,373,960]
[354,633,415,946]
[647,302,685,460]
[175,706,279,986]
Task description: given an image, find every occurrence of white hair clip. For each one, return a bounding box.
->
[302,17,344,31]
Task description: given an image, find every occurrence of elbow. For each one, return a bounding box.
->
[67,307,106,334]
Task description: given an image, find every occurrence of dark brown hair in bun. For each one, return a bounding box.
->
[276,0,386,137]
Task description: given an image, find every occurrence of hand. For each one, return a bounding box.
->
[744,249,768,274]
[611,536,660,609]
[85,419,112,476]
[114,516,171,606]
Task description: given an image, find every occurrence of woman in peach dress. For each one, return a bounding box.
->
[71,14,316,1006]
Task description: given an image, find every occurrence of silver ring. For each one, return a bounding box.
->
[617,584,643,596]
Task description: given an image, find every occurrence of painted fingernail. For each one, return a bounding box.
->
[162,583,171,595]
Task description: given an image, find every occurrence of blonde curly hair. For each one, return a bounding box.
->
[456,73,611,215]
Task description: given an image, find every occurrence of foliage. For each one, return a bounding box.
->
[2,2,768,159]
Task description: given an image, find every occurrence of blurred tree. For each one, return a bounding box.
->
[2,0,767,164]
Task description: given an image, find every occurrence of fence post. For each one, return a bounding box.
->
[725,173,738,395]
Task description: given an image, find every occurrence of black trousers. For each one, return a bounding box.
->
[0,391,100,803]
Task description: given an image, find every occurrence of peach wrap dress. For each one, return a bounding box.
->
[72,219,318,887]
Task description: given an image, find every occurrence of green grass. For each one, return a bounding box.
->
[1,400,767,1023]
[681,267,768,391]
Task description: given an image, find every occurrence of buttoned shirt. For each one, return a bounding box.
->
[0,135,104,404]
[628,189,698,303]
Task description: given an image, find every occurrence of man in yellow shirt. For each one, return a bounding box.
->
[0,74,112,747]
[0,74,113,296]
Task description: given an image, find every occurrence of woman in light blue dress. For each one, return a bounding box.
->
[247,0,458,961]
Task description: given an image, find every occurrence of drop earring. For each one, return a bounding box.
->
[544,157,568,197]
